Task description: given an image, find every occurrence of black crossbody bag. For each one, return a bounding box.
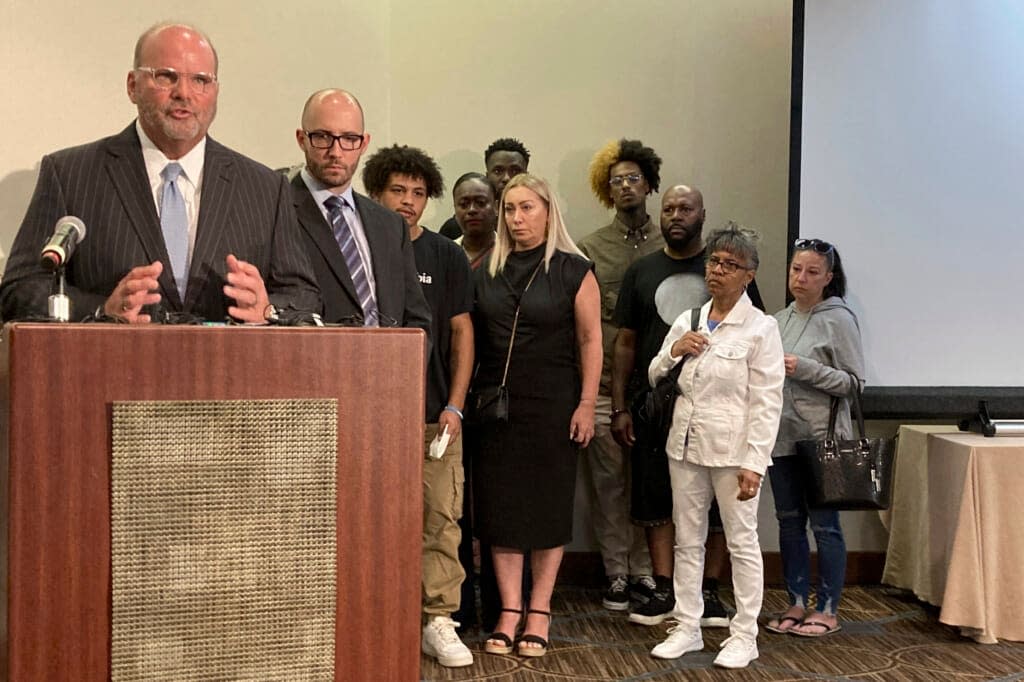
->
[465,261,543,425]
[631,306,702,444]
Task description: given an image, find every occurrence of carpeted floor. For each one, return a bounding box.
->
[421,585,1024,681]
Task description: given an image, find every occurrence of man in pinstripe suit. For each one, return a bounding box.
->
[0,23,320,323]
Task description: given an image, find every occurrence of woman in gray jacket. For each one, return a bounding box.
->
[766,239,864,638]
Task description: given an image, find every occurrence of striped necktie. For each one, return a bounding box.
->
[160,162,190,299]
[324,195,378,326]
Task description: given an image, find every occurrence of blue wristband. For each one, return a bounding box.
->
[444,404,464,420]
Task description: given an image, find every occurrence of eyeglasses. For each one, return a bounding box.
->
[304,130,366,151]
[609,173,644,187]
[705,255,752,274]
[135,67,218,94]
[794,238,834,255]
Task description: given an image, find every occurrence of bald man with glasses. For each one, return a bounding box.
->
[288,88,430,332]
[1,22,319,323]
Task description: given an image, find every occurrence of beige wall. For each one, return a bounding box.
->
[1,1,849,551]
[1,0,792,311]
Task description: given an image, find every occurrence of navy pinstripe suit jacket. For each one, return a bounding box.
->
[0,124,321,322]
[290,173,430,333]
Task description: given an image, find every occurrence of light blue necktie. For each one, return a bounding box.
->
[324,195,378,326]
[160,162,189,299]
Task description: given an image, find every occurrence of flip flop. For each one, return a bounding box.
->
[790,620,842,637]
[765,615,802,634]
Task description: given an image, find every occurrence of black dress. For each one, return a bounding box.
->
[471,245,591,549]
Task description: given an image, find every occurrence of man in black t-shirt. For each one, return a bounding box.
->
[363,145,475,668]
[611,185,764,628]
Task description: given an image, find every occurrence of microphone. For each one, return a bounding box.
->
[40,216,87,271]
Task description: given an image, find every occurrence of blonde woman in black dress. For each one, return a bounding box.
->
[472,173,602,657]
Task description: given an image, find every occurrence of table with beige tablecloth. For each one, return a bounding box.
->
[883,425,1024,643]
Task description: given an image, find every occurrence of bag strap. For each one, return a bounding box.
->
[668,306,703,382]
[847,372,867,438]
[499,260,544,387]
[825,372,866,439]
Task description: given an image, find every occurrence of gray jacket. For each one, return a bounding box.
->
[771,296,865,457]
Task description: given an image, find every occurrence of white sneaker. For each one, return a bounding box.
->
[650,620,703,659]
[713,634,758,669]
[422,616,473,667]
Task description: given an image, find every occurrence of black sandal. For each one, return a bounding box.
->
[518,609,551,657]
[484,608,522,655]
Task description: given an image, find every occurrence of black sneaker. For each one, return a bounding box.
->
[602,574,630,611]
[628,576,674,625]
[700,587,732,627]
[628,575,657,606]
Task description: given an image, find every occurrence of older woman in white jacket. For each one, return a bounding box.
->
[648,224,784,669]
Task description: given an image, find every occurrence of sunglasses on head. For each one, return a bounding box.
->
[794,238,834,255]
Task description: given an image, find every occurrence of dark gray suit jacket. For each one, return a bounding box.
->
[289,173,430,332]
[0,124,320,322]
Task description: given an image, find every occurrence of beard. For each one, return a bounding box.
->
[137,95,214,146]
[662,217,704,252]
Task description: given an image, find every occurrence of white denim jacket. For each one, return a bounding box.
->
[649,292,784,475]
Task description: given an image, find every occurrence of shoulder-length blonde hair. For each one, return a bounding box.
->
[488,173,585,277]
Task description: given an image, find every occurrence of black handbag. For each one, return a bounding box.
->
[465,261,543,425]
[796,375,895,510]
[631,306,702,443]
[466,384,509,424]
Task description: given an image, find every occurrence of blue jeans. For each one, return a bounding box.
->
[768,456,846,615]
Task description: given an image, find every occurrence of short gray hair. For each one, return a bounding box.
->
[704,221,760,269]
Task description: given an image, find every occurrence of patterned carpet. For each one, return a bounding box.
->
[421,586,1024,681]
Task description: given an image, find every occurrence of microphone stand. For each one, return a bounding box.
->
[48,267,71,322]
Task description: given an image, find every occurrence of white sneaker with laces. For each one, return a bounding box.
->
[422,616,473,667]
[650,620,704,659]
[713,634,758,669]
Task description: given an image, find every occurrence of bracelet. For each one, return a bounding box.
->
[444,404,464,420]
[610,408,627,418]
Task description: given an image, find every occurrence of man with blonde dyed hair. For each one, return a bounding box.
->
[289,89,429,332]
[1,22,319,322]
[577,139,664,614]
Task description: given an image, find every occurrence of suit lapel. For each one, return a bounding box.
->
[352,192,394,313]
[188,137,232,309]
[104,124,181,306]
[352,193,388,273]
[291,174,361,307]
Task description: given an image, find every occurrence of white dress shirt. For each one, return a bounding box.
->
[136,121,205,268]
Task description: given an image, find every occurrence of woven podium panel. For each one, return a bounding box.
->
[110,399,337,681]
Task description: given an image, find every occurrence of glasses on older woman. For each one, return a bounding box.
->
[705,255,752,274]
[794,238,834,255]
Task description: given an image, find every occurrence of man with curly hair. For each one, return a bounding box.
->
[438,137,530,239]
[577,139,665,614]
[362,144,476,668]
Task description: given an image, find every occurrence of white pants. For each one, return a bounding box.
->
[668,457,763,640]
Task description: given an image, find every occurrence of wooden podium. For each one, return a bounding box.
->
[0,323,425,681]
